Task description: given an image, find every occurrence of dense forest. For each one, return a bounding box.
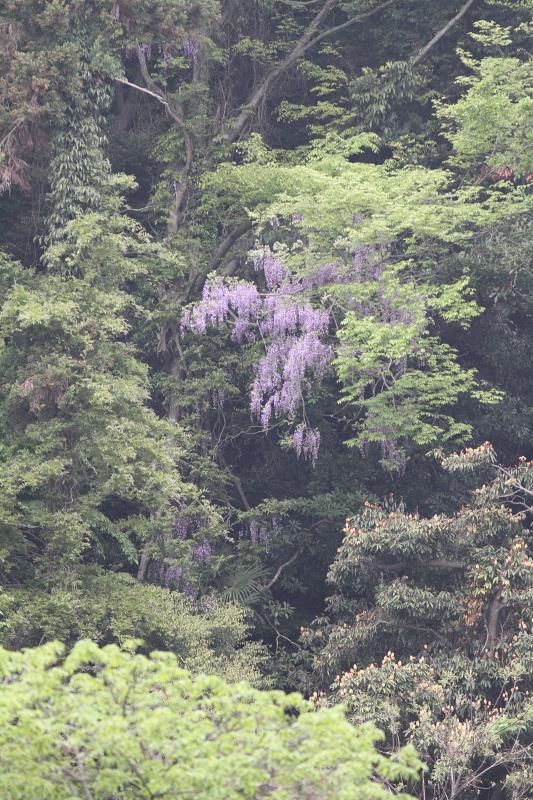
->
[2,0,533,797]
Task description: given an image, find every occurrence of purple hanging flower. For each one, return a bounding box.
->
[193,540,212,563]
[183,37,199,64]
[212,389,225,410]
[153,563,183,588]
[182,254,337,461]
[249,519,270,545]
[254,248,287,290]
[380,439,407,473]
[182,582,198,599]
[161,46,172,69]
[201,595,218,613]
[293,423,321,465]
[175,518,188,540]
[138,42,152,60]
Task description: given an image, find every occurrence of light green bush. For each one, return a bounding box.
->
[0,640,421,800]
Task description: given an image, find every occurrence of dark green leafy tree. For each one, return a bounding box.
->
[1,0,533,698]
[299,444,533,799]
[0,195,230,651]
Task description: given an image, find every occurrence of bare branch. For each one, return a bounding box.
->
[264,549,302,591]
[217,450,252,511]
[493,464,533,499]
[299,0,399,56]
[125,48,194,235]
[0,120,22,149]
[412,0,478,66]
[192,218,254,296]
[310,518,332,530]
[115,78,168,106]
[512,286,533,310]
[223,0,398,147]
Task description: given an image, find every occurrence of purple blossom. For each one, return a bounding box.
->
[293,423,321,465]
[154,563,183,588]
[182,277,261,342]
[359,438,371,458]
[272,514,283,535]
[183,37,199,63]
[193,540,212,563]
[182,256,335,461]
[160,46,172,70]
[174,517,188,540]
[260,298,329,339]
[380,439,407,473]
[212,389,225,410]
[251,334,333,430]
[201,595,218,612]
[138,42,152,60]
[173,509,207,542]
[182,582,198,599]
[358,412,406,471]
[254,248,287,290]
[353,243,380,277]
[292,212,304,223]
[166,565,183,584]
[301,263,340,291]
[243,517,282,547]
[183,273,333,441]
[249,519,271,545]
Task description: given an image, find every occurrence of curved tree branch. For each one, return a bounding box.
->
[299,0,398,57]
[192,218,254,296]
[221,0,398,149]
[124,48,195,235]
[217,450,253,512]
[264,548,302,591]
[411,0,478,66]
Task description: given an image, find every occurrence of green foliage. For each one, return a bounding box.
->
[0,574,268,684]
[439,23,533,175]
[0,220,223,649]
[300,445,533,798]
[4,4,533,796]
[205,148,505,458]
[0,639,421,800]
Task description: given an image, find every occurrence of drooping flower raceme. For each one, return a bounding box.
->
[182,249,334,460]
[182,239,441,467]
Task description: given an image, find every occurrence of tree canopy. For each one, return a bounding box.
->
[0,639,421,800]
[2,1,533,797]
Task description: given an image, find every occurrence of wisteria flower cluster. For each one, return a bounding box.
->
[182,238,420,466]
[293,422,321,465]
[183,37,199,64]
[182,249,335,459]
[151,509,211,593]
[239,514,283,548]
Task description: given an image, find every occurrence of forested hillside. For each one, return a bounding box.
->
[2,0,533,797]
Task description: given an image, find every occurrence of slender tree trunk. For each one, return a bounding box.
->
[137,546,150,581]
[484,586,507,659]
